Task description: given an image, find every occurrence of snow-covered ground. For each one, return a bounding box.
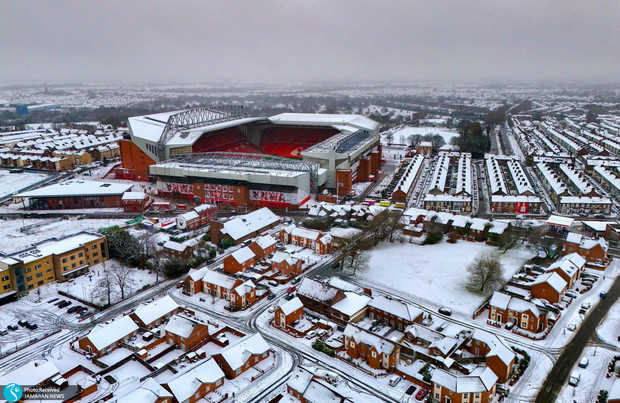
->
[597,299,620,349]
[554,346,616,403]
[0,169,50,198]
[0,217,128,253]
[391,126,459,145]
[361,240,534,315]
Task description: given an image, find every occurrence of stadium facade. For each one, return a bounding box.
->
[117,106,381,209]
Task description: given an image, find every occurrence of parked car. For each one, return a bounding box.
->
[67,306,80,313]
[438,307,452,316]
[324,372,339,384]
[287,286,297,294]
[176,281,184,289]
[7,325,18,331]
[568,371,580,386]
[305,330,317,339]
[565,290,578,299]
[267,293,276,300]
[18,320,28,327]
[47,298,59,304]
[291,277,303,285]
[567,322,577,331]
[388,375,401,387]
[578,357,589,368]
[600,291,607,299]
[405,385,417,396]
[268,281,279,287]
[0,329,8,336]
[26,323,38,330]
[284,293,296,301]
[415,389,429,400]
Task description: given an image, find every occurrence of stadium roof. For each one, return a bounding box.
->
[16,180,133,198]
[269,113,380,132]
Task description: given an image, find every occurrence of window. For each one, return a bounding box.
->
[3,284,10,290]
[63,266,68,271]
[94,260,99,264]
[79,261,84,265]
[70,255,75,261]
[37,280,44,286]
[62,258,67,263]
[350,341,355,347]
[78,252,83,257]
[36,273,42,278]
[93,252,98,257]
[34,264,41,270]
[72,263,76,268]
[25,268,31,273]
[475,393,480,398]
[27,284,33,289]
[235,368,241,375]
[92,245,97,250]
[371,351,376,358]
[1,276,8,281]
[26,276,32,281]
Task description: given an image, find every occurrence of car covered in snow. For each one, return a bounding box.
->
[578,357,589,368]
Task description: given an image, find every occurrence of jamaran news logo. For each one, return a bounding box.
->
[3,383,22,402]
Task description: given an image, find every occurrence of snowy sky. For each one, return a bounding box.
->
[1,0,619,84]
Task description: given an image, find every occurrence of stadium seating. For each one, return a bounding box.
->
[260,127,337,158]
[192,128,262,154]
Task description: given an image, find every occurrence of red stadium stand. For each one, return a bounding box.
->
[260,127,337,158]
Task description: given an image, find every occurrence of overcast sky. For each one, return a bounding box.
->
[1,0,619,85]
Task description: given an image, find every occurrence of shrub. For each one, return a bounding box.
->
[209,248,217,258]
[424,230,443,245]
[220,238,234,249]
[312,340,336,357]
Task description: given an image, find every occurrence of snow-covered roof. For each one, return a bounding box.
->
[560,196,612,205]
[179,210,199,222]
[582,220,611,232]
[533,272,567,294]
[431,366,497,393]
[291,226,322,240]
[297,277,340,302]
[220,207,279,241]
[216,333,270,371]
[566,232,583,244]
[326,278,365,294]
[278,296,304,316]
[286,367,314,394]
[508,297,540,317]
[393,155,424,197]
[132,295,178,326]
[202,270,237,289]
[230,246,255,264]
[0,361,59,386]
[546,215,574,227]
[253,235,277,250]
[343,324,396,355]
[547,253,586,278]
[271,251,300,266]
[487,221,509,235]
[369,296,422,321]
[86,316,138,350]
[163,240,190,252]
[485,155,507,195]
[165,359,224,402]
[268,113,380,132]
[471,329,515,366]
[507,160,534,195]
[331,292,371,317]
[115,378,172,403]
[580,237,608,251]
[9,231,102,264]
[489,291,511,310]
[559,164,594,195]
[121,191,146,201]
[233,279,255,297]
[16,180,133,198]
[164,315,198,338]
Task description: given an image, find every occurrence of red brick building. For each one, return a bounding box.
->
[279,225,333,255]
[431,367,498,403]
[212,334,270,379]
[274,297,304,329]
[470,330,516,384]
[271,251,302,276]
[546,252,586,288]
[210,207,280,246]
[177,204,217,231]
[367,296,424,331]
[488,292,548,334]
[121,191,152,212]
[164,358,224,403]
[530,272,567,304]
[130,295,180,329]
[116,139,155,181]
[248,235,277,259]
[16,180,134,210]
[164,314,210,352]
[343,324,400,370]
[78,316,139,357]
[163,241,193,261]
[223,247,256,274]
[296,278,346,321]
[564,232,609,267]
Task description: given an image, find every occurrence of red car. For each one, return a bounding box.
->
[415,389,428,400]
[287,286,297,294]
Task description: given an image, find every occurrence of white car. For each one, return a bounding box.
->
[566,322,577,332]
[578,357,589,368]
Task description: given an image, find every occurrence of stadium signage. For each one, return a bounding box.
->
[163,182,194,195]
[250,190,291,204]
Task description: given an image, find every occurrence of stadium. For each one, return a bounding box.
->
[117,106,382,209]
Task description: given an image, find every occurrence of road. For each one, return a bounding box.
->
[534,275,620,403]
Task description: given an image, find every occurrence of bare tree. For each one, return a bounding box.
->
[466,254,504,294]
[386,132,394,145]
[91,268,115,305]
[349,251,369,275]
[108,262,137,300]
[149,248,166,283]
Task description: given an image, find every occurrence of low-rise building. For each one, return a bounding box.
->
[271,251,302,277]
[212,333,270,379]
[15,180,133,210]
[488,292,548,334]
[163,240,193,261]
[343,323,400,370]
[130,295,180,329]
[274,297,304,329]
[280,225,333,255]
[164,314,210,351]
[121,191,152,212]
[564,232,609,266]
[530,272,567,304]
[164,358,224,403]
[367,296,424,331]
[431,366,498,403]
[223,247,256,274]
[546,252,586,288]
[210,207,280,246]
[248,235,277,259]
[78,316,139,357]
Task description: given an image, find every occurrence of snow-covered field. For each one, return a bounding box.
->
[597,301,620,349]
[0,170,50,198]
[0,217,128,253]
[391,126,459,145]
[361,240,534,315]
